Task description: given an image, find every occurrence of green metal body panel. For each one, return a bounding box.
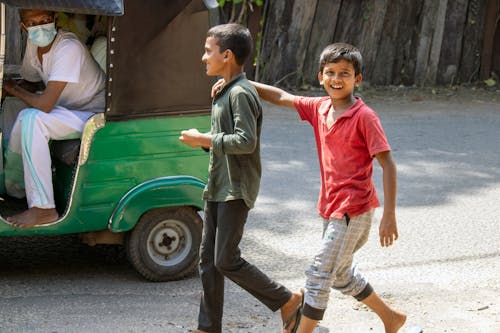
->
[0,115,210,236]
[109,175,205,232]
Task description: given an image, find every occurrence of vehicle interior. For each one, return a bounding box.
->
[0,7,111,218]
[0,0,216,224]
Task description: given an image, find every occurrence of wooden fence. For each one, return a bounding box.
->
[256,0,500,87]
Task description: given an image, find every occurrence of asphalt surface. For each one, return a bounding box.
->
[0,88,498,333]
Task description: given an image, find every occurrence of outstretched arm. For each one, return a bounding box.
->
[375,150,398,247]
[210,79,296,109]
[250,81,296,109]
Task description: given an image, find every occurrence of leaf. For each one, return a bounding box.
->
[233,0,244,4]
[484,78,496,87]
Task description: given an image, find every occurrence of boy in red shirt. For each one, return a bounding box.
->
[214,43,407,332]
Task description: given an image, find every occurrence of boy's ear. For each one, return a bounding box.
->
[354,73,363,86]
[317,71,324,85]
[223,49,233,62]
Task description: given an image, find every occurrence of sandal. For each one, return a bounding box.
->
[283,288,305,333]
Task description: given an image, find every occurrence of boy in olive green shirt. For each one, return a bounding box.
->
[179,23,301,333]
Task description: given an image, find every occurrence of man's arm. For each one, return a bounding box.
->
[375,150,398,247]
[3,80,67,113]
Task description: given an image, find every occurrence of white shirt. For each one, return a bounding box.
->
[21,30,106,113]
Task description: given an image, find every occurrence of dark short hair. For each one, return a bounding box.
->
[207,23,252,66]
[19,9,55,23]
[319,43,363,75]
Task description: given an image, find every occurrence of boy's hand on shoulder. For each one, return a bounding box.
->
[379,212,398,247]
[211,78,225,98]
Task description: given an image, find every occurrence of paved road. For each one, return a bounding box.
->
[0,89,498,332]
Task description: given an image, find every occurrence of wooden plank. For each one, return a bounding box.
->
[355,0,389,82]
[301,0,342,86]
[256,1,291,83]
[333,1,364,49]
[393,0,425,85]
[459,0,487,83]
[414,0,438,86]
[480,0,499,79]
[257,0,318,86]
[436,0,469,84]
[370,0,424,85]
[426,0,448,85]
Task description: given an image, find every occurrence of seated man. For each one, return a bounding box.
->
[2,9,105,228]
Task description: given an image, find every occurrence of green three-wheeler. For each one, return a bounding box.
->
[0,0,218,281]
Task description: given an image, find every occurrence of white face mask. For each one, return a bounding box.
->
[26,22,57,47]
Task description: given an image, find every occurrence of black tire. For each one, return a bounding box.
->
[125,206,202,282]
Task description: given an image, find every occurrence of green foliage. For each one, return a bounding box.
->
[216,0,264,25]
[217,0,264,9]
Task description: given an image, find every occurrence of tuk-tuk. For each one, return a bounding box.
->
[0,0,218,281]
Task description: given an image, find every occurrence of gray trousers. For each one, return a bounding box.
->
[303,209,375,320]
[198,199,291,333]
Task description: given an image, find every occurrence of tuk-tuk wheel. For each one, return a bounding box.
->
[125,207,202,282]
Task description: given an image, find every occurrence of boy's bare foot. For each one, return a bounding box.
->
[384,309,407,333]
[281,290,303,333]
[7,207,58,228]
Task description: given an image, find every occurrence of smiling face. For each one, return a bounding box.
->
[201,36,228,77]
[318,60,362,102]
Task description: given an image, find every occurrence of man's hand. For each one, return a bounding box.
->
[379,212,398,247]
[2,79,18,96]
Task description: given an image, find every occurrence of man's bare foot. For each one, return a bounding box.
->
[281,289,303,333]
[384,309,407,333]
[7,207,58,228]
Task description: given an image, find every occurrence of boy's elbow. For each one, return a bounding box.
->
[227,137,256,154]
[238,138,257,154]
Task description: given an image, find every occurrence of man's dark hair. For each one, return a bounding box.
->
[19,9,55,23]
[319,43,363,75]
[207,23,252,66]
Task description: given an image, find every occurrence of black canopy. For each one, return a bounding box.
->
[1,0,124,16]
[106,0,219,120]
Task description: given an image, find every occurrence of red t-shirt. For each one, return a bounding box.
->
[294,96,391,219]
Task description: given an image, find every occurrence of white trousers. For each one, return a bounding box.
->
[4,107,94,208]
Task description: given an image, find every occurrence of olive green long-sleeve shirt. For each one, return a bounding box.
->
[203,73,262,209]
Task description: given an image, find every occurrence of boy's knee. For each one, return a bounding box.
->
[214,254,241,273]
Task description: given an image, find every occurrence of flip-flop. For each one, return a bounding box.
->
[283,288,305,333]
